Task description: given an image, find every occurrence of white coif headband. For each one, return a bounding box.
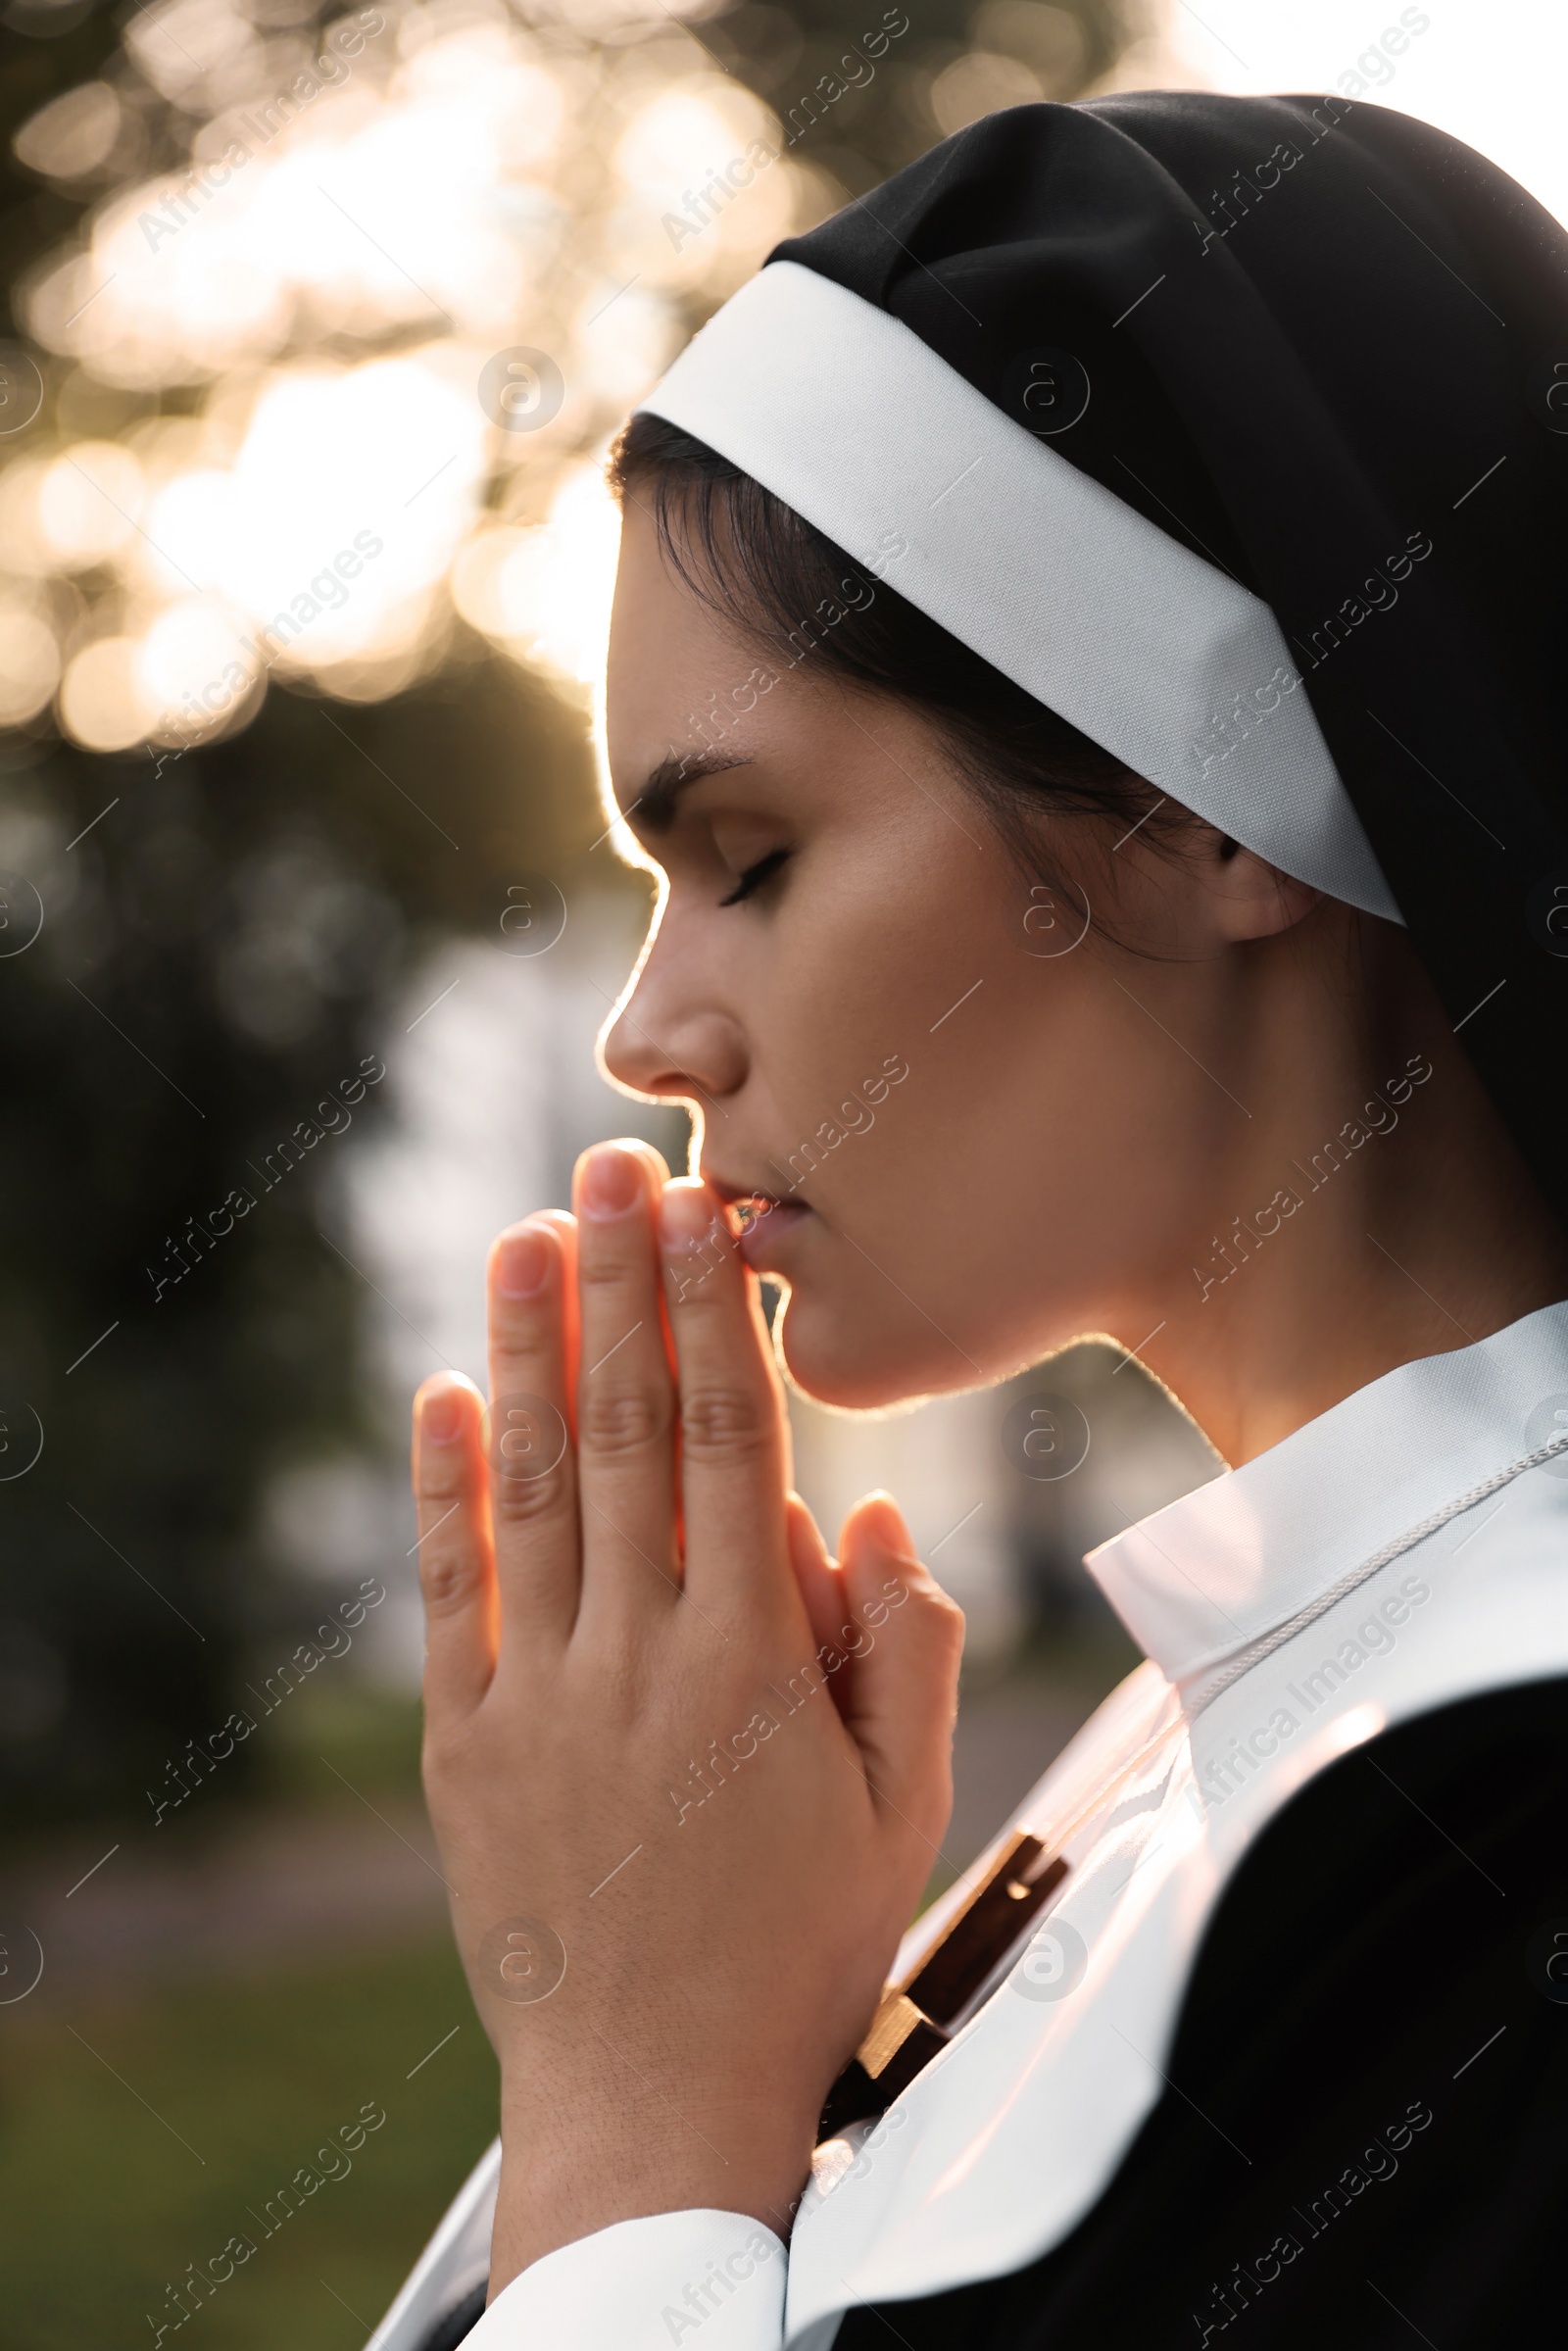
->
[636,260,1402,925]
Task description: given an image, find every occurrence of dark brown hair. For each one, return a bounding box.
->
[607,412,1196,902]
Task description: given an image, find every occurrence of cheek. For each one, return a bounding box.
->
[760,902,1218,1406]
[751,851,988,1171]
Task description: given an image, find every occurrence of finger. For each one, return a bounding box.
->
[660,1177,791,1615]
[532,1210,580,1439]
[413,1373,495,1718]
[623,1139,672,1187]
[485,1217,581,1646]
[837,1493,964,1835]
[785,1492,861,1727]
[532,1180,664,1434]
[571,1140,680,1621]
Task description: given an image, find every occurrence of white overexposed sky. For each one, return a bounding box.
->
[1155,0,1568,227]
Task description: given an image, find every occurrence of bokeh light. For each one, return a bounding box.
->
[3,0,817,754]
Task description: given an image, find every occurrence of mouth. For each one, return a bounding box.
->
[704,1174,815,1269]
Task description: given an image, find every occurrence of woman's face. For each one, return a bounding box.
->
[600,501,1275,1412]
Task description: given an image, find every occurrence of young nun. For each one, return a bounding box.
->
[378,90,1568,2351]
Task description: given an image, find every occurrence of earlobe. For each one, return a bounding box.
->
[1203,836,1323,942]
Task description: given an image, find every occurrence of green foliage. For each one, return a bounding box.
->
[0,1935,500,2350]
[0,649,612,1824]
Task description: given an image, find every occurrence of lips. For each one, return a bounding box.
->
[704,1173,814,1270]
[735,1199,812,1270]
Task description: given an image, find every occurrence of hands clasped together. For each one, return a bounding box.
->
[411,1142,964,2291]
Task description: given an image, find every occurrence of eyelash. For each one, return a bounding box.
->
[718,848,790,906]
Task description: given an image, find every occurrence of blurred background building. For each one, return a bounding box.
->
[0,0,1560,2341]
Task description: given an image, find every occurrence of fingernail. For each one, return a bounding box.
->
[581,1144,642,1218]
[421,1384,465,1443]
[660,1181,716,1245]
[496,1226,550,1298]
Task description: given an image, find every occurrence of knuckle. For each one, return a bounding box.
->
[924,1588,967,1647]
[912,1569,963,1616]
[895,1570,965,1638]
[578,1384,669,1457]
[417,1454,470,1506]
[490,1457,571,1526]
[489,1325,551,1377]
[679,1383,772,1459]
[666,1254,732,1311]
[577,1249,640,1295]
[417,1545,477,1614]
[420,1719,471,1791]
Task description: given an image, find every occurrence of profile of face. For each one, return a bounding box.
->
[598,501,1407,1419]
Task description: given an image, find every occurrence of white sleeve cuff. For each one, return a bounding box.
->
[466,2209,787,2351]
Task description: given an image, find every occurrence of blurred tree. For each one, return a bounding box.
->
[0,649,598,1823]
[0,0,1139,1829]
[709,0,1141,198]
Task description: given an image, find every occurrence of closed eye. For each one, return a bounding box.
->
[718,848,790,906]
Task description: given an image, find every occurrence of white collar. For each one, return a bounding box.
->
[786,1298,1568,2336]
[1084,1298,1568,1689]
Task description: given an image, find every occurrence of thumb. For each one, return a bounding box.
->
[837,1491,964,1839]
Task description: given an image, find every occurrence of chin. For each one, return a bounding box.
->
[772,1287,991,1415]
[771,1262,1123,1416]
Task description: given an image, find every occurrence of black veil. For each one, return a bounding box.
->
[770,94,1568,1221]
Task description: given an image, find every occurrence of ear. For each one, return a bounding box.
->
[1197,833,1323,943]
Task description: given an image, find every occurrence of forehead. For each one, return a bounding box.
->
[604,501,744,792]
[602,498,952,848]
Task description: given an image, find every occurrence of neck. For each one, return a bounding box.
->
[1133,922,1568,1468]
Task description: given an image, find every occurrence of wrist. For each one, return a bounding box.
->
[489,2082,808,2290]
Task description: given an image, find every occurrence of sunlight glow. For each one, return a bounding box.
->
[4,0,812,751]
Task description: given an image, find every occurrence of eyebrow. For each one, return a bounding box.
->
[628,749,755,836]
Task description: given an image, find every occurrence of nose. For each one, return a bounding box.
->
[600,958,749,1109]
